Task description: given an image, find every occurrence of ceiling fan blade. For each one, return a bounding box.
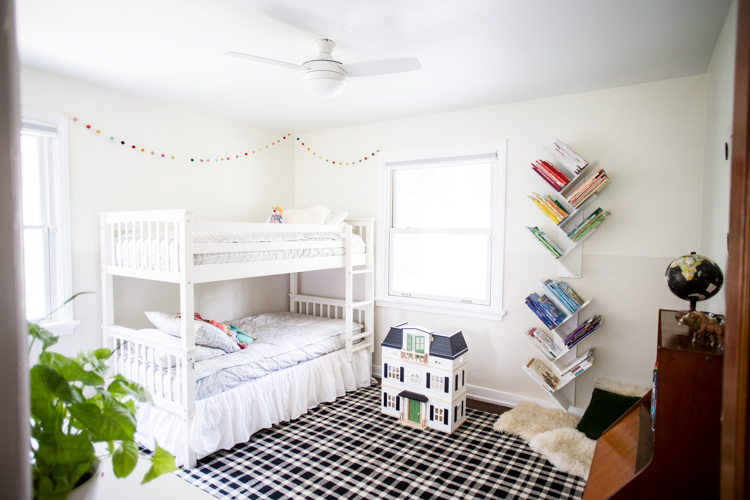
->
[225,51,309,71]
[340,58,421,78]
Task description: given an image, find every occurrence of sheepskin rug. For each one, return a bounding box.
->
[493,401,593,479]
[493,378,649,480]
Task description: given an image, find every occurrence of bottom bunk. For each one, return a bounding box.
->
[136,348,371,467]
[106,309,373,467]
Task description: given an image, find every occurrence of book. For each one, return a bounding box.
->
[524,327,561,361]
[567,208,611,241]
[524,358,560,393]
[526,226,563,258]
[566,169,609,208]
[535,159,570,185]
[554,140,588,170]
[532,165,564,192]
[541,279,584,315]
[526,293,567,328]
[529,192,569,224]
[563,315,603,348]
[560,348,595,377]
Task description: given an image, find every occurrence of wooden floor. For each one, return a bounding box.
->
[373,377,511,415]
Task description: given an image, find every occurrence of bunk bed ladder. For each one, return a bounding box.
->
[348,221,375,374]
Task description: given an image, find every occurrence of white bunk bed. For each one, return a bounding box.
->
[99,210,375,468]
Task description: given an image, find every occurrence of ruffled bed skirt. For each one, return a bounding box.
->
[135,348,372,467]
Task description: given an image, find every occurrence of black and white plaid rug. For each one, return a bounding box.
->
[174,386,585,499]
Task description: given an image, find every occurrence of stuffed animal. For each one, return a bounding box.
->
[269,206,286,224]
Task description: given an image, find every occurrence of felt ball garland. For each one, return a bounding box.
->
[69,115,382,165]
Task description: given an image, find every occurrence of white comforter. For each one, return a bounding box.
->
[114,230,366,271]
[193,312,362,399]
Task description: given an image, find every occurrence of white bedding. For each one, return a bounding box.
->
[113,230,366,271]
[122,312,363,401]
[136,348,371,467]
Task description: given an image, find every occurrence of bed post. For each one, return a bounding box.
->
[179,210,197,469]
[345,224,353,360]
[365,219,375,374]
[100,215,114,364]
[289,272,298,313]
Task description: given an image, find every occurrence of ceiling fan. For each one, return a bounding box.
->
[226,38,421,98]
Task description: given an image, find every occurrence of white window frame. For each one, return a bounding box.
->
[388,364,400,380]
[431,374,444,392]
[376,140,507,321]
[435,407,444,423]
[387,394,396,409]
[20,110,77,336]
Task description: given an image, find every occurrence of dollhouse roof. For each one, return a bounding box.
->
[381,323,468,360]
[398,391,429,403]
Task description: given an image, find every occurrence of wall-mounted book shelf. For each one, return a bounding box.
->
[523,141,608,411]
[523,278,601,410]
[527,142,611,278]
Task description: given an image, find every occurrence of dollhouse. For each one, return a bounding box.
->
[380,322,469,433]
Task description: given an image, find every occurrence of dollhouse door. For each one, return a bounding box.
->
[408,399,421,423]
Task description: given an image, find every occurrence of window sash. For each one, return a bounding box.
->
[388,227,492,304]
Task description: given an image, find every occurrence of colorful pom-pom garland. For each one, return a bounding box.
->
[69,115,382,165]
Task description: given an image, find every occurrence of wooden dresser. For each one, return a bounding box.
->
[582,309,723,499]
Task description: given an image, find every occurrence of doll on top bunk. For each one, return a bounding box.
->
[268,206,286,223]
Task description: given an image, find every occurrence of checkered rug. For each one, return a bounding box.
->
[174,386,586,499]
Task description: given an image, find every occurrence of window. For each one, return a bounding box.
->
[435,407,444,423]
[410,373,421,385]
[388,364,400,379]
[387,394,396,409]
[430,374,444,391]
[377,141,506,320]
[415,335,425,353]
[20,111,76,334]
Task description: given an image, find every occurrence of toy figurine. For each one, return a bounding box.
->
[677,310,725,348]
[269,206,286,223]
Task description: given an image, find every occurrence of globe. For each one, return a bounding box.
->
[665,253,724,310]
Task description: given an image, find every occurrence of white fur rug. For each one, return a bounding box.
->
[493,378,649,480]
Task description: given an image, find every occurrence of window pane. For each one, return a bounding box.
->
[20,134,46,226]
[24,228,49,319]
[392,161,491,229]
[390,232,489,302]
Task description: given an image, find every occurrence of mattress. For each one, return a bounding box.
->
[123,312,363,401]
[113,230,366,271]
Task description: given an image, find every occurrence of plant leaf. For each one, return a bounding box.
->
[75,349,111,376]
[28,322,58,352]
[141,441,177,484]
[112,441,139,479]
[68,397,135,442]
[39,352,104,386]
[108,376,152,403]
[30,365,83,415]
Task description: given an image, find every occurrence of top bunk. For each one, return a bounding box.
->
[100,209,373,284]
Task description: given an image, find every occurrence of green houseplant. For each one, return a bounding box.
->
[28,294,177,499]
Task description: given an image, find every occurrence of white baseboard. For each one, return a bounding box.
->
[371,366,585,414]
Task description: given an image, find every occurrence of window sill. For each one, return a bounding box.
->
[38,319,81,337]
[375,296,506,322]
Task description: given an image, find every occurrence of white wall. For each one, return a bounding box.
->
[294,75,708,408]
[700,1,737,315]
[20,67,295,356]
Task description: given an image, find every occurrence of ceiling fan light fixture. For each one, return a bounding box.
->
[301,70,347,98]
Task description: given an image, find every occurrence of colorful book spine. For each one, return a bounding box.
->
[567,208,611,241]
[526,227,563,258]
[524,327,561,361]
[526,293,566,328]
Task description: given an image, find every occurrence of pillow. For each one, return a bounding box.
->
[283,205,349,225]
[135,330,227,367]
[576,388,641,440]
[145,311,240,353]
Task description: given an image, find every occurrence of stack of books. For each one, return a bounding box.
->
[548,140,588,174]
[540,279,585,316]
[566,168,609,208]
[525,292,567,329]
[560,348,595,378]
[524,327,562,361]
[528,192,570,224]
[523,358,560,394]
[526,226,563,258]
[531,160,570,191]
[567,208,611,242]
[563,315,603,348]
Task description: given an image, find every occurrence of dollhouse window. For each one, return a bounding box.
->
[435,407,444,423]
[410,373,420,385]
[388,365,400,379]
[431,374,444,391]
[387,394,397,409]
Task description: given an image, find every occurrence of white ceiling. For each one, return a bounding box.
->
[15,0,732,133]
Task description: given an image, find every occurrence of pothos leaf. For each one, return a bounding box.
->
[141,441,177,484]
[108,376,152,403]
[112,441,139,479]
[38,352,104,386]
[28,323,58,352]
